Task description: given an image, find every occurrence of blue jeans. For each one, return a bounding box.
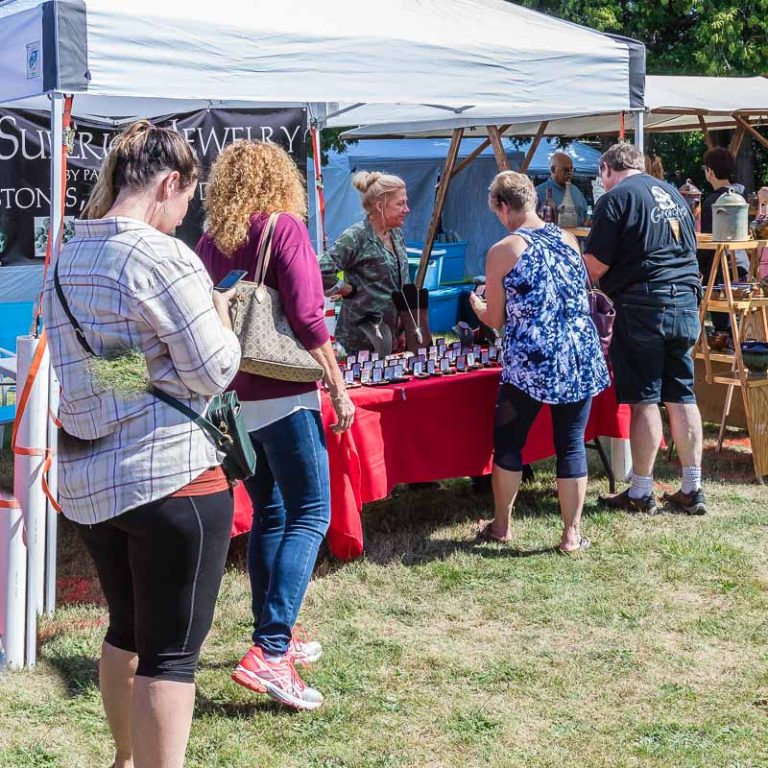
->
[245,409,330,655]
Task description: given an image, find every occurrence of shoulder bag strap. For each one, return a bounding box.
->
[253,213,280,286]
[54,259,230,448]
[148,386,231,449]
[54,259,96,356]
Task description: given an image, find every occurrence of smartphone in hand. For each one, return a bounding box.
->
[214,270,248,292]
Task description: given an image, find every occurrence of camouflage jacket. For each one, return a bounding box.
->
[319,219,409,354]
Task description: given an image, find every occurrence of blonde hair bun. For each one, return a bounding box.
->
[352,170,405,214]
[352,171,382,193]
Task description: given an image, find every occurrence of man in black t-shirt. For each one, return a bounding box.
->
[583,143,706,516]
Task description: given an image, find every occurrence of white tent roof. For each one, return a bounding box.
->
[0,0,639,121]
[339,75,768,138]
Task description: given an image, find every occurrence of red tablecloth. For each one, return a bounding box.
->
[233,368,630,560]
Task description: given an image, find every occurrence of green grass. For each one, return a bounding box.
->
[1,424,767,767]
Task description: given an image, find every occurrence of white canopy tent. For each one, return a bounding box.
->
[1,0,639,119]
[339,75,768,139]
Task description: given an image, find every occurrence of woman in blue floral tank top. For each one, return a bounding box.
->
[470,171,609,554]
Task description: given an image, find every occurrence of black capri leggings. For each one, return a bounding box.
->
[74,489,233,683]
[494,383,592,478]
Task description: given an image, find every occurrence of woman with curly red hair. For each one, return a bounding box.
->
[197,140,354,710]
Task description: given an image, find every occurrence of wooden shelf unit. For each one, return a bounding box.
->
[695,237,768,480]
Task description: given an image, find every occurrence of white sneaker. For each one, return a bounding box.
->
[289,636,322,665]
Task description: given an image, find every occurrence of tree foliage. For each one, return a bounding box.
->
[517,0,768,189]
[517,0,768,75]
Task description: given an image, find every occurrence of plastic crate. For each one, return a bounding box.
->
[427,285,464,332]
[408,240,468,284]
[407,254,442,290]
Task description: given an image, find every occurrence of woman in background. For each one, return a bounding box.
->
[470,171,609,554]
[320,172,410,355]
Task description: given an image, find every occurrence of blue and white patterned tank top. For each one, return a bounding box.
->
[500,224,610,404]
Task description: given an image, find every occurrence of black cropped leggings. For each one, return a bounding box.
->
[494,383,592,479]
[74,489,233,683]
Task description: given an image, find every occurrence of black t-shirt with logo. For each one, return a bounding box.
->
[584,173,699,298]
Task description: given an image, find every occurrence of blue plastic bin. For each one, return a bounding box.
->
[428,285,464,332]
[408,240,468,285]
[407,255,442,290]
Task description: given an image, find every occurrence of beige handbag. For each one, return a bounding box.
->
[230,213,323,382]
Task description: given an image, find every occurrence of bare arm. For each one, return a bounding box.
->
[469,236,523,329]
[308,339,355,433]
[583,252,609,283]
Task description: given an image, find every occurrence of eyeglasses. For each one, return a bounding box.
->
[701,165,709,173]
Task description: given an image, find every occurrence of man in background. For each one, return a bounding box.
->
[535,152,589,225]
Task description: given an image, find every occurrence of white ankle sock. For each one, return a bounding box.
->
[264,652,285,662]
[629,473,654,499]
[681,466,701,494]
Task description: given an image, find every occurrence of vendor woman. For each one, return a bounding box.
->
[320,171,410,355]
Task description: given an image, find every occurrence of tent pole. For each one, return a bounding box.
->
[44,92,66,619]
[633,111,645,153]
[309,122,327,253]
[729,120,746,156]
[732,115,768,152]
[451,139,491,178]
[697,115,715,150]
[416,128,463,288]
[519,122,548,174]
[451,126,510,179]
[486,126,508,171]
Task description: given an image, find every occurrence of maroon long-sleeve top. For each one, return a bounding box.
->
[196,212,329,401]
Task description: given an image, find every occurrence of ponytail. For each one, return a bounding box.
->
[82,119,198,219]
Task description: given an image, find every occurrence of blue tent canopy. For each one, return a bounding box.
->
[308,138,600,276]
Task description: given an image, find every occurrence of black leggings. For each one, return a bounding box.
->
[494,383,592,479]
[74,490,233,683]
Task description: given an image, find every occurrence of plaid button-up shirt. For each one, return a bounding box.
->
[44,218,241,525]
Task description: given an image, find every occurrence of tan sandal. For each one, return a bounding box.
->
[558,536,591,555]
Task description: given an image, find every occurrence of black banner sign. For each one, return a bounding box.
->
[0,108,307,265]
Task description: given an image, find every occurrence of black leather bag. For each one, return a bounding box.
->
[54,260,255,481]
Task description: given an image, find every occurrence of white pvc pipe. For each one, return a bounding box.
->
[610,437,633,483]
[16,335,50,667]
[45,369,59,617]
[0,494,26,669]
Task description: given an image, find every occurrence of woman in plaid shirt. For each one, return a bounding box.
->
[45,121,241,768]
